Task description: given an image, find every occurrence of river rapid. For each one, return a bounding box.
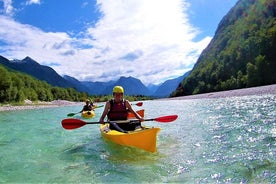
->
[0,94,275,183]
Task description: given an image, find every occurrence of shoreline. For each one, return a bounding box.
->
[0,100,83,112]
[162,84,276,101]
[0,84,275,112]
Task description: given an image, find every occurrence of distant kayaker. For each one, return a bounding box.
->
[90,101,95,108]
[99,86,144,132]
[80,99,93,113]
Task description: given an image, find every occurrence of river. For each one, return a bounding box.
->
[0,94,275,183]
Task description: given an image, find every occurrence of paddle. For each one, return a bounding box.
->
[93,102,142,108]
[67,103,141,117]
[95,105,104,108]
[61,115,178,130]
[67,105,104,117]
[67,112,80,117]
[131,102,143,106]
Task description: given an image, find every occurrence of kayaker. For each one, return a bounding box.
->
[80,99,93,113]
[90,101,95,108]
[99,86,144,132]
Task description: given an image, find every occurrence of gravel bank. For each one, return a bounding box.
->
[0,100,83,112]
[160,84,276,101]
[1,84,275,111]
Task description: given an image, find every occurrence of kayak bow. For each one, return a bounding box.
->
[100,124,160,153]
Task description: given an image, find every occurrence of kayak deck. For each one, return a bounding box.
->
[100,124,160,153]
[81,110,95,119]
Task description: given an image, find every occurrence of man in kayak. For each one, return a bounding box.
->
[99,86,144,133]
[80,99,93,113]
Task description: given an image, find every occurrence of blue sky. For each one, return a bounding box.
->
[0,0,238,85]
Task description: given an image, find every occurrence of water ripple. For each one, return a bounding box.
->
[0,95,275,183]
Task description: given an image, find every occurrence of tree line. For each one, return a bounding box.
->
[0,65,89,104]
[0,65,152,104]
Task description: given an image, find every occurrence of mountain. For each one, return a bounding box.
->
[0,55,189,97]
[63,75,91,93]
[82,80,117,95]
[81,74,187,97]
[147,83,161,94]
[0,61,87,103]
[0,56,75,88]
[152,71,190,97]
[171,0,276,97]
[100,76,151,96]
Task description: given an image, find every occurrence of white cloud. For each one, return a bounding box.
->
[0,16,80,66]
[1,0,14,16]
[83,0,211,84]
[0,0,41,16]
[26,0,41,5]
[0,0,212,85]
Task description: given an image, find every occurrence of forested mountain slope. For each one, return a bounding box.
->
[0,64,87,103]
[171,0,276,97]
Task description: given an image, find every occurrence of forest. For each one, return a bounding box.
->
[0,64,150,104]
[171,0,276,97]
[0,64,90,104]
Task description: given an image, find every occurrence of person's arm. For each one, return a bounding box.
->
[79,106,85,113]
[126,100,144,121]
[99,101,110,124]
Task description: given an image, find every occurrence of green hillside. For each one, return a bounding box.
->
[0,64,88,103]
[0,64,151,104]
[171,0,276,97]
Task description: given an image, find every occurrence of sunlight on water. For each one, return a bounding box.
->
[0,95,275,183]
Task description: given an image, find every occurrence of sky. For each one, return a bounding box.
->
[0,0,238,85]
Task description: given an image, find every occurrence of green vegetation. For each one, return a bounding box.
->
[171,0,276,97]
[0,64,88,104]
[0,65,151,104]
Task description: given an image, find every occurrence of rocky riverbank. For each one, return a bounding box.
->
[0,100,83,112]
[1,84,275,112]
[164,84,276,100]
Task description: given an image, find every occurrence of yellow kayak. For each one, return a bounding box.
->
[100,109,161,152]
[62,113,178,152]
[81,110,95,119]
[100,124,160,152]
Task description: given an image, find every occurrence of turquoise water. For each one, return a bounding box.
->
[0,95,275,183]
